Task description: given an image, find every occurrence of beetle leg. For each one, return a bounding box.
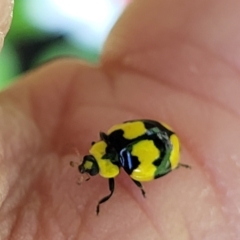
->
[132,179,146,198]
[96,178,115,215]
[99,132,108,142]
[178,163,191,169]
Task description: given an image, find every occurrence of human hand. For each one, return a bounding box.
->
[1,0,240,239]
[0,0,13,51]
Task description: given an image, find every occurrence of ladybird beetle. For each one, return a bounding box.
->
[78,119,190,215]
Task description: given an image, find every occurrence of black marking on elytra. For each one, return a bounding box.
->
[152,158,162,168]
[108,129,133,152]
[152,135,166,157]
[122,154,141,175]
[143,120,174,136]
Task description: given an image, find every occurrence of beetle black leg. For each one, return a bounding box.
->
[178,163,191,169]
[99,132,108,143]
[96,178,115,215]
[132,180,146,198]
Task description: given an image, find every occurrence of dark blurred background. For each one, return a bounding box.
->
[0,0,131,89]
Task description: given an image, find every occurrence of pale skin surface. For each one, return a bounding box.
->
[0,0,240,239]
[0,0,13,50]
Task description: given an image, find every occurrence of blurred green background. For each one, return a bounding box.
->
[0,0,130,90]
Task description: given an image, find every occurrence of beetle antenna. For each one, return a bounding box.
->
[69,147,82,167]
[70,161,78,167]
[85,173,91,181]
[76,173,91,185]
[73,147,80,158]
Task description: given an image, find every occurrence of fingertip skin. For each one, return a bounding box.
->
[0,0,14,51]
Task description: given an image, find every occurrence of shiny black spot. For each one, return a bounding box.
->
[121,153,140,175]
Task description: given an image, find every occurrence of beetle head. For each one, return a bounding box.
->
[78,155,99,176]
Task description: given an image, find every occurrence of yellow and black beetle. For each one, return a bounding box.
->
[78,119,190,214]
